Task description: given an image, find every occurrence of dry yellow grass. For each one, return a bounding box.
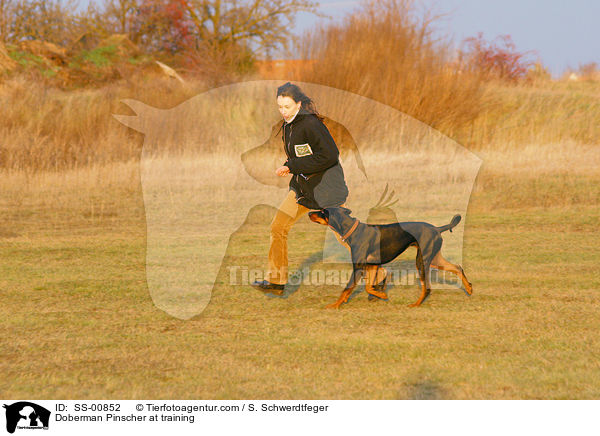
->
[464,81,600,148]
[2,73,598,173]
[0,74,211,171]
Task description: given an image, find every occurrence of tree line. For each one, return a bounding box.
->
[0,0,317,63]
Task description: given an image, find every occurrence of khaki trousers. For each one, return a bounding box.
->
[267,191,359,285]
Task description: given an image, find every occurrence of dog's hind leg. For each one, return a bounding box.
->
[409,246,431,307]
[326,268,364,309]
[430,252,473,295]
[375,266,387,289]
[365,265,388,300]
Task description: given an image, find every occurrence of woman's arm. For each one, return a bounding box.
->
[285,118,339,175]
[275,166,290,176]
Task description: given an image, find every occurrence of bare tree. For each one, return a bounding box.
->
[105,0,139,35]
[100,0,319,54]
[91,0,163,45]
[0,0,13,42]
[1,0,81,45]
[183,0,318,54]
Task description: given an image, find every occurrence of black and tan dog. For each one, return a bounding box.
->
[308,207,472,308]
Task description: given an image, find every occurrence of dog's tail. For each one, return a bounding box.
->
[437,214,461,233]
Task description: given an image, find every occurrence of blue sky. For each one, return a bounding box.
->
[295,0,600,76]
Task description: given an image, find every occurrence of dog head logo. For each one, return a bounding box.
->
[114,80,481,319]
[3,402,50,434]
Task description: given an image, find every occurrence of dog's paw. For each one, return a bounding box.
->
[367,290,388,300]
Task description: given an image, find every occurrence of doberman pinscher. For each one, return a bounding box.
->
[308,207,472,308]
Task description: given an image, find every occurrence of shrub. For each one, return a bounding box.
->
[295,0,485,138]
[460,33,534,82]
[578,62,599,81]
[526,61,552,84]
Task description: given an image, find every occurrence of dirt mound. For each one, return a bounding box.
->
[69,32,101,54]
[18,40,68,65]
[2,34,159,88]
[97,34,141,58]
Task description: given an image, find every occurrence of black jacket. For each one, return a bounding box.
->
[281,111,348,209]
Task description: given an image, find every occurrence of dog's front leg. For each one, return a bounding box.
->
[326,268,364,309]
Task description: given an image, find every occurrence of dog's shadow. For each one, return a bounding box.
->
[262,251,368,300]
[264,256,465,305]
[263,251,323,299]
[265,254,397,302]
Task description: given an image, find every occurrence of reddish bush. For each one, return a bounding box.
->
[461,33,534,82]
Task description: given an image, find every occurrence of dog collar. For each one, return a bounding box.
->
[340,219,359,242]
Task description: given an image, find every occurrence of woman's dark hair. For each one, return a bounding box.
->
[276,82,322,119]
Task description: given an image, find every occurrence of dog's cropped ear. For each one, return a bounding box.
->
[308,210,329,225]
[322,206,353,232]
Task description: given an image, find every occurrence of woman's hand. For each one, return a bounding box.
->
[276,166,290,177]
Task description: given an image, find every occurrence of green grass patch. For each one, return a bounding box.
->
[8,50,45,67]
[78,45,118,68]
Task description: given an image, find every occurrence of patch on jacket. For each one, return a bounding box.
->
[294,143,313,157]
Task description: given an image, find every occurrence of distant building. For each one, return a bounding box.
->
[255,59,315,79]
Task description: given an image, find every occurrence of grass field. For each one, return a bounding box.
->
[2,142,599,399]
